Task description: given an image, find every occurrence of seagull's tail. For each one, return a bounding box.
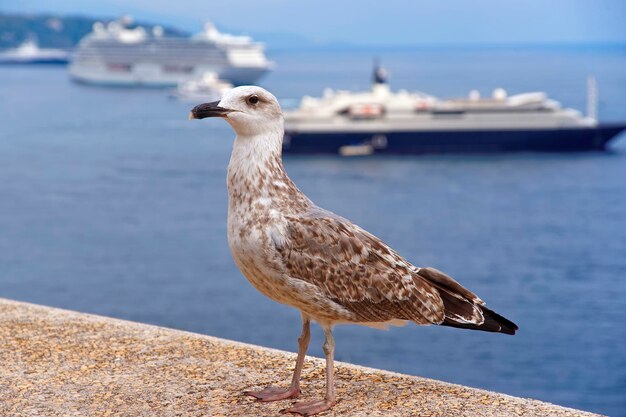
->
[440,304,518,335]
[416,267,518,335]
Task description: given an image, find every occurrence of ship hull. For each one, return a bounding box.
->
[69,63,269,87]
[282,125,626,155]
[0,57,68,65]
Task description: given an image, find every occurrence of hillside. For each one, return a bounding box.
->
[0,13,187,49]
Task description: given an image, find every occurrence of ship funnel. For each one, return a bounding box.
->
[373,59,388,85]
[587,75,598,121]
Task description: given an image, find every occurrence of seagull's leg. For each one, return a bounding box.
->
[281,325,336,416]
[244,315,310,401]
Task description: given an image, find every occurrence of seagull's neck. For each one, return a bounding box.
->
[227,130,309,210]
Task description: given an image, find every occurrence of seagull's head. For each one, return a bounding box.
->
[189,86,283,137]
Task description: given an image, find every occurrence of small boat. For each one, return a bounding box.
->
[282,66,626,155]
[0,38,69,65]
[170,72,233,102]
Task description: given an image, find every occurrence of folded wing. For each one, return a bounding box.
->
[275,207,517,335]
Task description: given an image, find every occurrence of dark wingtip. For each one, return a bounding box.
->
[484,307,518,335]
[440,306,518,335]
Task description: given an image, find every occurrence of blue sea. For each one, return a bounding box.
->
[1,47,625,416]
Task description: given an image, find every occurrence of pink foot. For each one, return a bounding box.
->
[243,386,300,402]
[280,399,335,416]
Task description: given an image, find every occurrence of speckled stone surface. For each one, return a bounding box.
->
[0,298,602,417]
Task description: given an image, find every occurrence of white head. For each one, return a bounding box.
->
[189,86,283,138]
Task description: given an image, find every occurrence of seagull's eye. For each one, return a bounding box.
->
[247,95,259,105]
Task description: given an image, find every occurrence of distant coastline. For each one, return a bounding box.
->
[1,12,625,53]
[0,13,186,50]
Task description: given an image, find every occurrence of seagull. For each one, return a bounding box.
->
[189,86,518,416]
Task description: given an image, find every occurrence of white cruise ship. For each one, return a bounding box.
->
[69,17,272,87]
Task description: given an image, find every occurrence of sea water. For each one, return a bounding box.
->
[1,47,625,416]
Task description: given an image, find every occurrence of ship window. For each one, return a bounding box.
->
[431,110,465,118]
[163,65,194,73]
[107,63,132,72]
[341,103,386,119]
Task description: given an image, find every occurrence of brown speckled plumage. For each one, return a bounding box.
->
[191,86,518,415]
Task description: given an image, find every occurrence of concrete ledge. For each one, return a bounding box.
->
[0,298,601,417]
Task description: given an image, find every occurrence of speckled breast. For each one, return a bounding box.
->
[227,220,295,307]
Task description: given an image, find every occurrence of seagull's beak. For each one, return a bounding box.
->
[188,101,234,120]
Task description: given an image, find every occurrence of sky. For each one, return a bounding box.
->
[2,0,626,46]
